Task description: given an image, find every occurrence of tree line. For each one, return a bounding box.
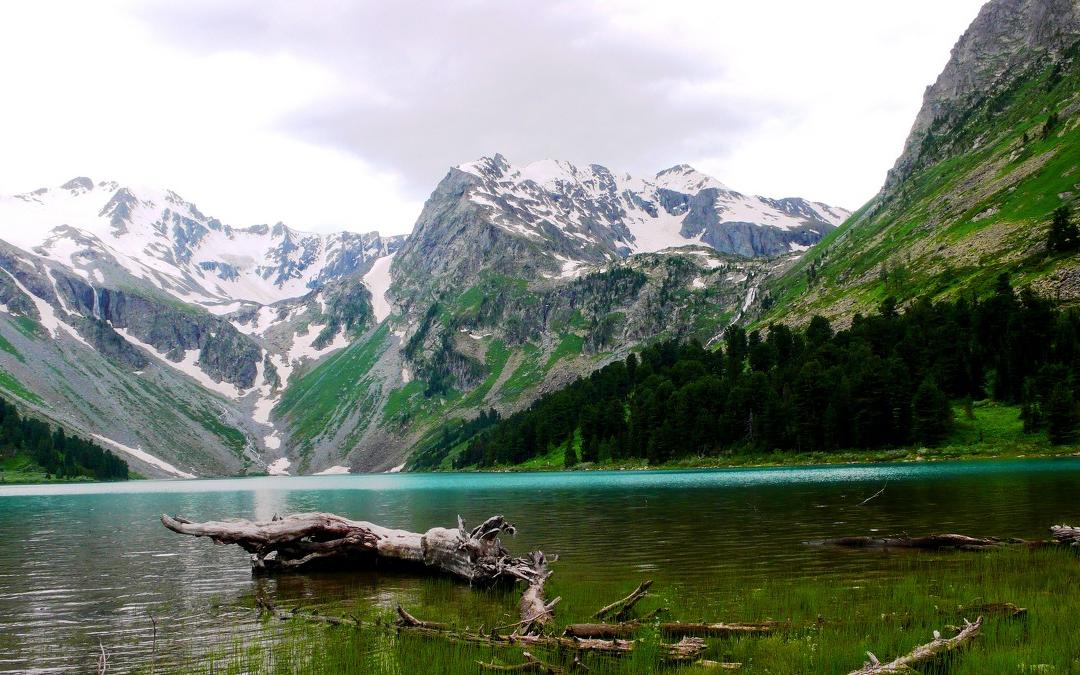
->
[434,274,1079,469]
[0,396,129,480]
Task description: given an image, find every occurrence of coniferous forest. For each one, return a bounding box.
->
[0,396,129,480]
[415,275,1080,469]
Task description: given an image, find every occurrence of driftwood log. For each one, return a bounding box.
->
[1052,524,1080,546]
[478,651,582,673]
[394,605,709,662]
[820,524,1080,552]
[593,579,652,621]
[815,533,1011,551]
[161,512,544,584]
[517,552,559,635]
[564,620,775,640]
[849,617,983,675]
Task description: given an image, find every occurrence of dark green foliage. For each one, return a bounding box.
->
[1046,383,1079,445]
[0,396,128,480]
[912,378,954,445]
[1041,111,1059,140]
[1047,205,1079,253]
[408,408,500,470]
[440,276,1080,467]
[562,439,577,468]
[313,283,373,349]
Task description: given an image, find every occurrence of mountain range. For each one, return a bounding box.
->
[4,0,1078,478]
[0,158,845,476]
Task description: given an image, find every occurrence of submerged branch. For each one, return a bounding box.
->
[849,617,983,675]
[592,580,652,621]
[815,533,1014,551]
[564,620,775,640]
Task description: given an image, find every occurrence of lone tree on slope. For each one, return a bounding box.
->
[1047,205,1079,253]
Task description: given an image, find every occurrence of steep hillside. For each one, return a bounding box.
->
[763,0,1080,325]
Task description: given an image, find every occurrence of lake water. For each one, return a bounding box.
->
[1,459,1078,673]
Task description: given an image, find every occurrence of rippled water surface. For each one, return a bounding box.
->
[2,459,1079,672]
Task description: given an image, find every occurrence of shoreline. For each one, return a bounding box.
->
[4,439,1079,485]
[437,443,1080,474]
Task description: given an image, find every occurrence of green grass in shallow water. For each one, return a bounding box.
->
[147,546,1079,673]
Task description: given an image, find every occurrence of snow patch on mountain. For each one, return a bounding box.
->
[363,253,395,323]
[112,326,247,398]
[92,433,196,479]
[267,457,291,475]
[313,465,350,475]
[0,268,89,347]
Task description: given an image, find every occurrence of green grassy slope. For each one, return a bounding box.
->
[764,45,1080,325]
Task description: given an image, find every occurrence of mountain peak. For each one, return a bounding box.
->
[456,154,512,180]
[61,177,95,194]
[654,164,728,193]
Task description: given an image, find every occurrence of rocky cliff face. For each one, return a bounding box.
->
[766,0,1080,327]
[886,0,1080,193]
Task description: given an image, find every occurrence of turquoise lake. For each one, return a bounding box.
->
[1,459,1078,672]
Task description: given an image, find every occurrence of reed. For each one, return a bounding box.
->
[145,546,1078,673]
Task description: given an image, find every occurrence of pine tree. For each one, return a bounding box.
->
[912,378,953,446]
[563,441,578,469]
[1046,383,1079,445]
[1041,112,1058,140]
[1047,206,1078,253]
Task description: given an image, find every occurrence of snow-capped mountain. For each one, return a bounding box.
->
[0,159,845,479]
[456,155,849,259]
[0,177,405,313]
[0,176,406,478]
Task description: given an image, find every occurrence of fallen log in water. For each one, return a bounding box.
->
[478,651,581,673]
[849,616,982,674]
[394,605,709,662]
[161,512,545,584]
[815,533,1010,551]
[593,579,652,621]
[256,590,359,627]
[953,602,1026,619]
[1052,524,1080,546]
[517,552,559,635]
[818,523,1080,552]
[564,620,775,640]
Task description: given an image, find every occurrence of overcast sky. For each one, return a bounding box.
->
[0,0,987,235]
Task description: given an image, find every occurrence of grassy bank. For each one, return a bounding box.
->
[161,546,1079,673]
[450,401,1080,473]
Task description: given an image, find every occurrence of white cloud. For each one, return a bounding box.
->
[0,0,986,235]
